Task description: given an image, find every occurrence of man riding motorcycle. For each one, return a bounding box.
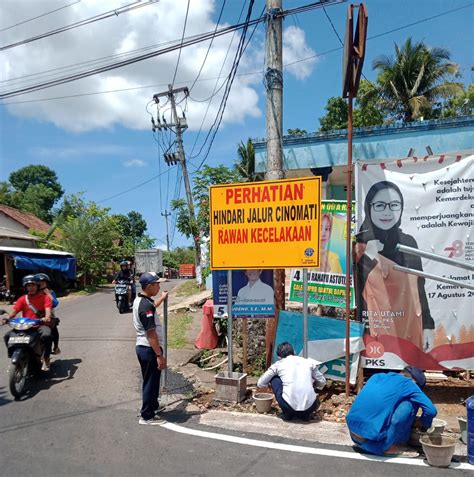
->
[3,275,53,371]
[113,260,135,306]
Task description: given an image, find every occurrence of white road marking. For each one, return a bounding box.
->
[161,422,473,471]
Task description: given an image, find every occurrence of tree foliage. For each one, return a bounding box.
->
[287,128,308,136]
[319,80,384,131]
[171,164,240,240]
[163,246,195,269]
[0,165,64,222]
[236,138,256,181]
[58,202,120,283]
[364,38,464,121]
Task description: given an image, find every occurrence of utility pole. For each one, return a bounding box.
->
[153,85,202,285]
[161,209,171,252]
[265,0,285,367]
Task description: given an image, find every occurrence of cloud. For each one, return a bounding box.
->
[1,1,317,133]
[30,144,132,159]
[283,26,317,80]
[123,158,146,168]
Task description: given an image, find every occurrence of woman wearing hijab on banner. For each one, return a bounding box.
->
[355,181,435,352]
[318,213,342,274]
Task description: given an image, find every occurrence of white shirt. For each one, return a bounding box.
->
[257,355,326,411]
[236,279,274,305]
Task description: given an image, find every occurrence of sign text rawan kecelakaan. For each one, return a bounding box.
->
[209,177,322,270]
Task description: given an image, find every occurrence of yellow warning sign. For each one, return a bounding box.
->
[210,177,322,270]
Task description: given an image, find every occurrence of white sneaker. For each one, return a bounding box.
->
[138,416,164,426]
[41,357,51,372]
[155,405,166,414]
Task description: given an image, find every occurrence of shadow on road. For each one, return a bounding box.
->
[15,358,82,402]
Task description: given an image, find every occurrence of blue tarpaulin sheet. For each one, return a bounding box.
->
[10,253,76,280]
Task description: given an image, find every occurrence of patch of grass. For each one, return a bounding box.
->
[168,312,193,349]
[176,279,200,297]
[70,286,97,296]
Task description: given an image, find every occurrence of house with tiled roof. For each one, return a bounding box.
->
[0,204,51,238]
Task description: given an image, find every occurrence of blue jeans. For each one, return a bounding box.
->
[270,376,319,419]
[136,345,162,420]
[351,400,417,455]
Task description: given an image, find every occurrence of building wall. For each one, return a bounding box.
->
[0,214,28,233]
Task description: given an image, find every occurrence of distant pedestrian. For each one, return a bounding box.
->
[257,342,326,421]
[346,366,437,456]
[133,272,168,425]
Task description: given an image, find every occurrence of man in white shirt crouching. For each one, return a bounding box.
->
[257,342,326,421]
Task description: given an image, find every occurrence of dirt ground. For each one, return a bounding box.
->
[192,374,473,431]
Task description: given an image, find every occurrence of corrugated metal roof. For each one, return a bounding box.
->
[0,245,73,256]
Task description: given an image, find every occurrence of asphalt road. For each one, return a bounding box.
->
[0,284,471,477]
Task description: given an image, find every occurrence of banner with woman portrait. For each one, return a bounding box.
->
[289,201,355,308]
[355,154,474,370]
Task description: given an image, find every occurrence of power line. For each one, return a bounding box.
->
[0,0,339,100]
[0,0,81,33]
[171,0,190,88]
[0,1,158,52]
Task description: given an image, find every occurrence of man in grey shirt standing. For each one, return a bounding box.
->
[257,342,326,421]
[133,272,168,425]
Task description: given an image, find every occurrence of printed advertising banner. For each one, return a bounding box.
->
[209,177,322,269]
[212,270,274,318]
[289,201,355,308]
[274,311,365,384]
[355,154,474,370]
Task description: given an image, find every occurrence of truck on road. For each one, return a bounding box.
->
[134,249,163,277]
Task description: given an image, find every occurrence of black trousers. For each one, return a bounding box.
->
[136,345,162,420]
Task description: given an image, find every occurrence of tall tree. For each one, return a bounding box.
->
[236,138,256,181]
[365,38,463,121]
[171,165,240,240]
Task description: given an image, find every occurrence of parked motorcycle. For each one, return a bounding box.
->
[114,280,131,314]
[1,309,44,399]
[0,276,13,304]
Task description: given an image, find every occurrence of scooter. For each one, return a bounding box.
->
[114,280,130,314]
[1,310,44,399]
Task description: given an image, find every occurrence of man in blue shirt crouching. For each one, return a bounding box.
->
[346,367,437,456]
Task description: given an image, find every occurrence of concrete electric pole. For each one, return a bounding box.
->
[161,209,171,252]
[265,0,285,366]
[153,85,202,284]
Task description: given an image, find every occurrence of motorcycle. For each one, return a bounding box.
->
[0,276,13,304]
[114,279,131,314]
[1,310,44,399]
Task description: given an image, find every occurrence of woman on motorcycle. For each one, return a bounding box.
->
[35,273,61,355]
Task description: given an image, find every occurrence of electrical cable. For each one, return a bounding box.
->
[171,0,190,88]
[0,1,157,52]
[0,0,81,33]
[188,0,226,93]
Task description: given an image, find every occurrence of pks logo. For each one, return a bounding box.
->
[304,247,314,257]
[366,342,385,358]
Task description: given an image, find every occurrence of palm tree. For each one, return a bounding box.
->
[236,138,255,181]
[365,38,463,122]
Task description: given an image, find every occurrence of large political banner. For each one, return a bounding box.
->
[355,154,474,370]
[212,270,274,318]
[289,200,355,308]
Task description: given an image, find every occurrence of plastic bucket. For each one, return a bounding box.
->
[428,418,447,434]
[420,434,456,468]
[458,416,467,445]
[254,393,273,413]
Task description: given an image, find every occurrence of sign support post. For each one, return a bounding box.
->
[227,270,233,374]
[303,268,309,358]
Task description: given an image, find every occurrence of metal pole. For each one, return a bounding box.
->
[393,265,474,291]
[265,0,285,369]
[344,88,353,397]
[227,270,233,375]
[397,244,474,271]
[162,295,168,389]
[303,268,308,358]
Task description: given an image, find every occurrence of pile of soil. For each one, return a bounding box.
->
[191,376,473,425]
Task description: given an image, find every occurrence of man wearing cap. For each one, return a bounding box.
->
[133,272,168,425]
[346,366,437,456]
